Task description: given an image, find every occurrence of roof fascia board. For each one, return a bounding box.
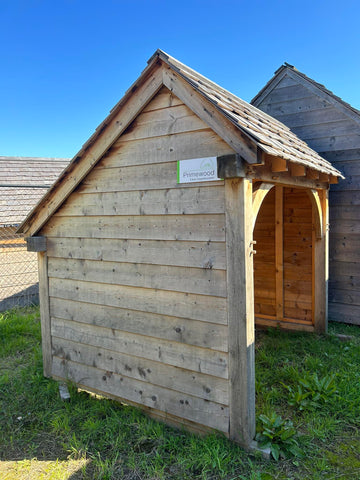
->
[162,66,258,164]
[18,63,164,237]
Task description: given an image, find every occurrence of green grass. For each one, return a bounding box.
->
[0,307,359,479]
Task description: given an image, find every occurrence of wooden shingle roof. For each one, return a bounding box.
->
[0,157,69,226]
[157,52,343,178]
[18,50,343,236]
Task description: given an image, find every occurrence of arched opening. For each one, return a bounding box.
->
[253,183,319,330]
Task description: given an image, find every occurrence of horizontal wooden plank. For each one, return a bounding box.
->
[51,317,228,378]
[76,161,224,196]
[56,185,225,217]
[330,205,360,221]
[46,237,227,270]
[141,87,183,112]
[51,357,229,432]
[328,288,360,306]
[304,135,360,153]
[329,260,360,277]
[49,277,227,325]
[260,84,321,105]
[43,214,226,242]
[106,129,234,168]
[329,275,360,291]
[47,257,227,297]
[330,175,360,192]
[120,105,208,143]
[275,107,349,129]
[50,297,228,351]
[329,191,360,206]
[291,119,359,140]
[329,220,360,234]
[52,336,228,404]
[259,94,332,117]
[320,148,360,163]
[328,303,360,325]
[329,235,360,262]
[329,162,359,177]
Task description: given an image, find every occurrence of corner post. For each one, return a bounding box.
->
[38,251,52,377]
[313,189,328,333]
[225,177,256,446]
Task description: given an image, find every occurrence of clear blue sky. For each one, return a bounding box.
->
[1,0,359,158]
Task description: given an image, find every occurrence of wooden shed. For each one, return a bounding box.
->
[252,65,360,325]
[19,51,343,446]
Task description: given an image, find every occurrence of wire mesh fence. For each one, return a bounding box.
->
[0,225,39,311]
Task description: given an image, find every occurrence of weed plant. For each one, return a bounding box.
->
[0,307,359,479]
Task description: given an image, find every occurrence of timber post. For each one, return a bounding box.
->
[225,177,256,446]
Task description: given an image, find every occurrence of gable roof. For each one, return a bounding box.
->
[18,50,343,236]
[251,63,360,125]
[0,157,69,226]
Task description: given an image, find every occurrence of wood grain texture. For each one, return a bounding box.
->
[56,185,225,217]
[50,297,228,351]
[225,177,255,446]
[47,257,227,297]
[48,277,227,325]
[52,336,228,404]
[43,214,226,242]
[38,252,52,377]
[46,237,227,270]
[51,357,229,432]
[51,317,228,379]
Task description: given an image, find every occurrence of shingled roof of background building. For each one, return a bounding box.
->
[0,157,69,226]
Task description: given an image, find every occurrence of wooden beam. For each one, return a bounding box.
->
[271,157,288,172]
[319,172,329,182]
[275,186,284,321]
[307,169,319,180]
[225,177,255,447]
[38,251,52,377]
[217,154,245,179]
[252,182,275,229]
[329,175,338,184]
[26,236,47,252]
[162,68,258,164]
[307,189,323,239]
[290,163,306,177]
[313,189,328,333]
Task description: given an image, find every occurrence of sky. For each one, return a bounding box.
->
[1,0,360,158]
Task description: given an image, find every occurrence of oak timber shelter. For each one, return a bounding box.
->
[19,50,343,446]
[252,64,360,325]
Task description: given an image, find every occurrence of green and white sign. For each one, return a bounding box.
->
[177,157,220,183]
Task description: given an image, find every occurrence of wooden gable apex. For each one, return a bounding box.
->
[18,53,261,237]
[18,51,343,237]
[251,64,360,126]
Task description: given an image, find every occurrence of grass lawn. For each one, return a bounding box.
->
[0,306,359,479]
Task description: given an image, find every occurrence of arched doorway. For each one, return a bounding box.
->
[253,183,323,331]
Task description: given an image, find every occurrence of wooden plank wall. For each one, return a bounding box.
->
[254,75,360,325]
[254,188,276,316]
[283,188,312,322]
[42,86,235,433]
[253,186,313,325]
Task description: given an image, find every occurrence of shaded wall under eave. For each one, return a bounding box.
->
[253,74,360,325]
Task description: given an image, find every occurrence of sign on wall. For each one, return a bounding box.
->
[177,157,221,184]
